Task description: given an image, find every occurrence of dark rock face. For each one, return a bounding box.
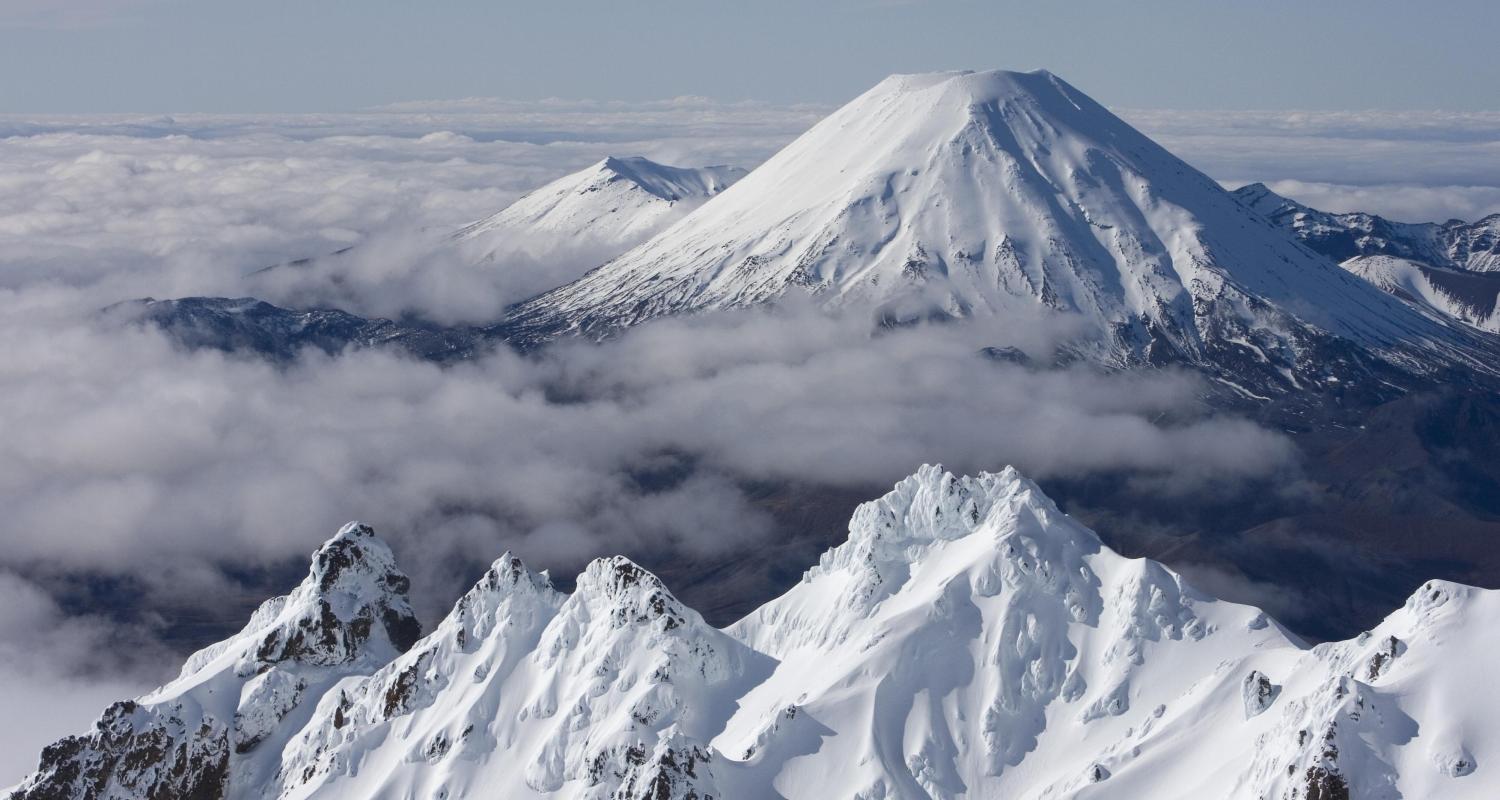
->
[106,296,504,364]
[589,739,719,800]
[9,701,231,800]
[1303,765,1351,800]
[7,524,421,800]
[1234,182,1500,273]
[253,526,422,669]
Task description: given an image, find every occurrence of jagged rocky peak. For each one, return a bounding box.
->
[7,522,424,800]
[276,551,566,796]
[236,521,421,670]
[17,471,1500,799]
[841,462,1064,549]
[454,550,556,611]
[571,555,692,629]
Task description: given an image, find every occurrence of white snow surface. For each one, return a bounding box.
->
[511,70,1494,381]
[15,466,1500,799]
[1342,255,1500,333]
[456,156,745,266]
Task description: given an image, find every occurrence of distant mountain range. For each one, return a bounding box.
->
[1234,182,1500,333]
[13,466,1497,799]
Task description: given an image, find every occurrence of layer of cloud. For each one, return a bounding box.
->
[1123,108,1500,221]
[1250,179,1500,224]
[0,292,1293,589]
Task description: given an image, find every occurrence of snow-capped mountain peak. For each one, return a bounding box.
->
[455,155,746,252]
[15,468,1500,799]
[171,521,420,685]
[506,69,1499,394]
[9,522,422,800]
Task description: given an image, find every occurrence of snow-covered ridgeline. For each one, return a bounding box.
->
[11,467,1500,799]
[1342,255,1500,333]
[9,522,421,800]
[1234,183,1500,334]
[455,156,746,264]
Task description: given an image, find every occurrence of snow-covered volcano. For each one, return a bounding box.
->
[507,70,1497,392]
[13,466,1499,799]
[456,156,746,261]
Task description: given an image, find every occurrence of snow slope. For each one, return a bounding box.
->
[13,466,1500,799]
[1343,255,1500,334]
[455,156,746,266]
[235,156,745,323]
[507,71,1497,391]
[8,522,421,800]
[1235,183,1500,334]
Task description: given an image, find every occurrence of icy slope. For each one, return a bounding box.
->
[723,465,1296,797]
[1343,255,1500,333]
[14,467,1500,799]
[508,70,1494,389]
[456,156,745,266]
[7,523,421,800]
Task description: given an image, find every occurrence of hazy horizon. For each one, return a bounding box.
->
[3,0,1499,113]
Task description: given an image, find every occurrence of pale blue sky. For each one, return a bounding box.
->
[2,0,1498,112]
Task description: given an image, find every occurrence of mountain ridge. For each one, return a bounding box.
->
[1234,182,1500,333]
[12,466,1499,799]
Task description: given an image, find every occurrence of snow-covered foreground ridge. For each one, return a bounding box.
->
[11,466,1497,799]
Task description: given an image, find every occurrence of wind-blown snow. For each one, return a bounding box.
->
[13,466,1500,799]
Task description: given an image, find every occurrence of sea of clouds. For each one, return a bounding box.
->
[1,99,1496,783]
